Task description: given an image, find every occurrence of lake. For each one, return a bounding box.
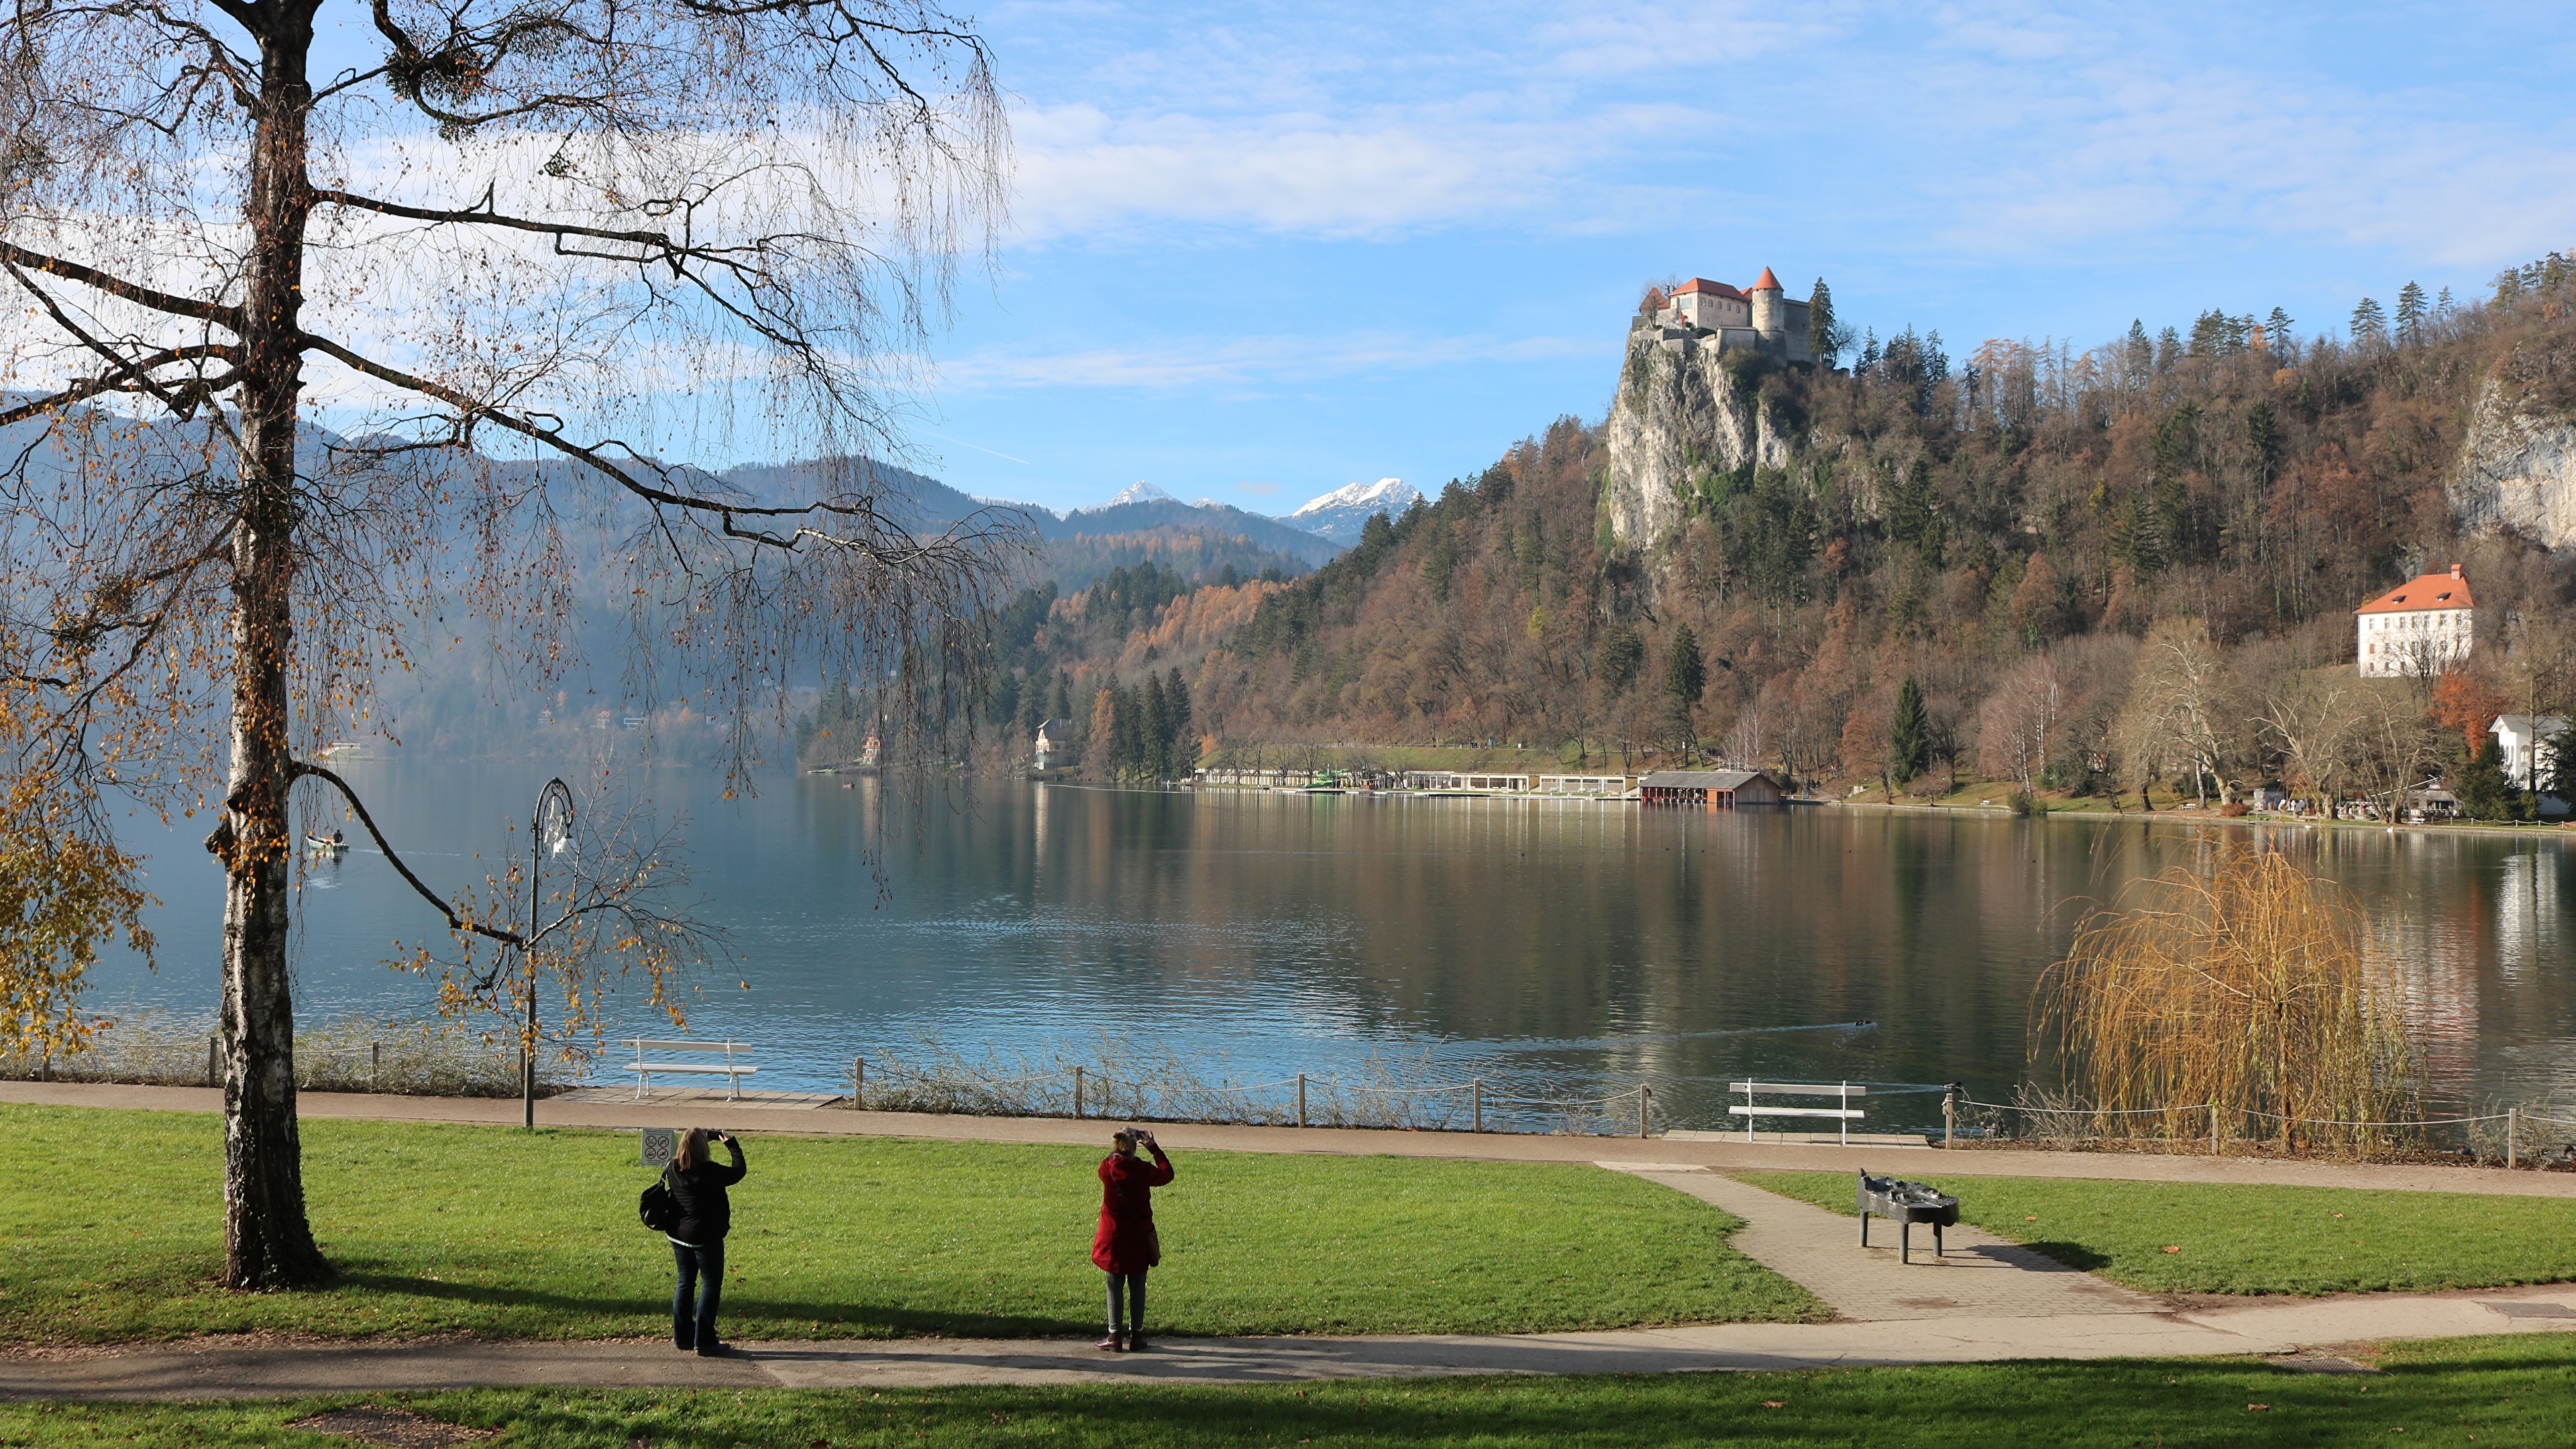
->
[85,763,2576,1133]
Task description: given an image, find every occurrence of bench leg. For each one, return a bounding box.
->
[1900,1221,1912,1265]
[1860,1212,1869,1248]
[1934,1222,1945,1258]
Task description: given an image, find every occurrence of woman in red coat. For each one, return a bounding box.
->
[1091,1126,1173,1351]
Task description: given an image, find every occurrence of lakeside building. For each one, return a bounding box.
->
[1033,718,1074,768]
[1402,771,1534,792]
[1536,774,1632,796]
[1648,268,1815,364]
[2356,566,2475,678]
[2491,714,2570,794]
[1638,769,1786,807]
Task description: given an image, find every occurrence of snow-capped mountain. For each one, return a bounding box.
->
[1069,480,1176,516]
[1282,478,1422,545]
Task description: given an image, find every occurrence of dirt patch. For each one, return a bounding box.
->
[283,1405,497,1446]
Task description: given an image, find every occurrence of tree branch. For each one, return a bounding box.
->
[0,240,240,328]
[292,761,523,949]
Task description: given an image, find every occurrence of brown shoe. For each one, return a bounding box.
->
[1125,1337,1151,1352]
[1097,1332,1124,1351]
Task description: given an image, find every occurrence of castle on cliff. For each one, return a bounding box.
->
[1646,268,1815,364]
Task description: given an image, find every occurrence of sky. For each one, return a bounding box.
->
[867,1,2576,518]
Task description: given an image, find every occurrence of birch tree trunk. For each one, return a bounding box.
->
[211,11,329,1290]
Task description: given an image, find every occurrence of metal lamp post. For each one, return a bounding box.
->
[523,777,575,1129]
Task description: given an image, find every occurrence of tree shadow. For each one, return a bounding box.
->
[2019,1240,2112,1272]
[333,1272,1087,1339]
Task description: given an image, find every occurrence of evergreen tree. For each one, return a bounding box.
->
[2125,319,2152,378]
[2264,307,2294,354]
[2435,285,2455,319]
[1046,671,1072,722]
[1807,278,1841,366]
[1165,667,1194,771]
[2349,296,2387,345]
[1665,625,1707,705]
[2395,281,2426,344]
[2544,720,2576,802]
[1140,674,1169,779]
[1855,327,1880,377]
[1890,676,1929,782]
[2456,734,2518,820]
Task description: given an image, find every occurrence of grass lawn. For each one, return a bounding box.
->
[1739,1169,2576,1295]
[4,1335,2573,1446]
[0,1103,1819,1343]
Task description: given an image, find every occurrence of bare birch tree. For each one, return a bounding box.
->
[0,0,1017,1287]
[2112,619,2241,806]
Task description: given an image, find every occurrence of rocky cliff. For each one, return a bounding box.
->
[1601,325,1796,546]
[2452,352,2576,547]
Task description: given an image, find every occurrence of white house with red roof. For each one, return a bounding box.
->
[1650,268,1815,364]
[2355,565,2476,678]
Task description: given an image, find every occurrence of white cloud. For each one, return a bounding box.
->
[934,329,1608,390]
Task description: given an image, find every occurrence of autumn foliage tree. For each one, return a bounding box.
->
[0,0,1016,1287]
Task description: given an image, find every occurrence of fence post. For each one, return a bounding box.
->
[1074,1066,1085,1120]
[1639,1084,1652,1138]
[2508,1107,2519,1169]
[2210,1104,2222,1155]
[372,1041,380,1089]
[853,1057,864,1112]
[206,1035,217,1089]
[1943,1083,1958,1148]
[1472,1078,1483,1135]
[1296,1073,1306,1128]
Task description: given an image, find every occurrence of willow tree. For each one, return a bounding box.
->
[0,0,1016,1287]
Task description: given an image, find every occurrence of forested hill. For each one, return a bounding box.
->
[1008,254,2576,806]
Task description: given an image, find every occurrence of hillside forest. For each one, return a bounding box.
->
[890,256,2576,816]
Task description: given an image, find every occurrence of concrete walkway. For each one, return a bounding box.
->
[9,1079,2574,1199]
[8,1287,2576,1400]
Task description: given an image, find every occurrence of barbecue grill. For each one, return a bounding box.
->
[1857,1172,1960,1264]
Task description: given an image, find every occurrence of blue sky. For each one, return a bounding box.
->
[847,3,2576,514]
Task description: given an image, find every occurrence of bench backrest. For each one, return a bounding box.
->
[1729,1081,1866,1098]
[623,1039,755,1054]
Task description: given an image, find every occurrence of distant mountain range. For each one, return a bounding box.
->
[727,460,1426,574]
[1281,478,1425,544]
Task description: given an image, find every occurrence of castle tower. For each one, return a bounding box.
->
[1747,267,1786,347]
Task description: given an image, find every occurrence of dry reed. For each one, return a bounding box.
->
[0,1007,543,1097]
[2030,849,2423,1157]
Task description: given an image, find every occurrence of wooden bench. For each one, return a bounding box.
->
[1727,1080,1866,1144]
[623,1039,758,1100]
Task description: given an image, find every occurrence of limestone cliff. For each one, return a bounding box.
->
[2452,358,2576,547]
[1601,324,1796,546]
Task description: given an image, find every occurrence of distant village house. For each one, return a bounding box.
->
[2355,565,2475,678]
[1033,718,1075,767]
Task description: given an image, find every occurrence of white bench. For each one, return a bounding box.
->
[1728,1080,1866,1144]
[623,1039,758,1100]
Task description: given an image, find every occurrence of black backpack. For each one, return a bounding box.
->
[639,1167,680,1234]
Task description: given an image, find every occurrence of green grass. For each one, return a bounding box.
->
[5,1336,2574,1446]
[1739,1169,2576,1295]
[0,1103,1819,1343]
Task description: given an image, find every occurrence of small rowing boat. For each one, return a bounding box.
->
[305,833,349,856]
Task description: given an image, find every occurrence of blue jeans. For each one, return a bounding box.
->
[1106,1270,1146,1335]
[672,1240,724,1349]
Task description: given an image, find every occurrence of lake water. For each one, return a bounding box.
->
[87,763,2576,1132]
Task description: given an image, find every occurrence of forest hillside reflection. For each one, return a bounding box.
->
[89,767,2576,1130]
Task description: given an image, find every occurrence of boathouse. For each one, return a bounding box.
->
[1638,769,1785,807]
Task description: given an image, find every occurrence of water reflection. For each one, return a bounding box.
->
[86,767,2576,1129]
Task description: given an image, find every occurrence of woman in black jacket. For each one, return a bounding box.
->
[663,1127,747,1354]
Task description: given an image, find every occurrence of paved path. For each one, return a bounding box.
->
[9,1080,2574,1199]
[1613,1167,2159,1322]
[8,1287,2576,1400]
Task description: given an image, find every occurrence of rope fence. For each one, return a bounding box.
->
[1954,1093,2576,1166]
[845,1054,1666,1136]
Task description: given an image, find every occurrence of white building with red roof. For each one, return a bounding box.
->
[2355,565,2476,678]
[1650,268,1814,364]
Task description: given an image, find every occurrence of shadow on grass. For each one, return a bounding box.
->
[2021,1241,2113,1272]
[335,1272,1092,1340]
